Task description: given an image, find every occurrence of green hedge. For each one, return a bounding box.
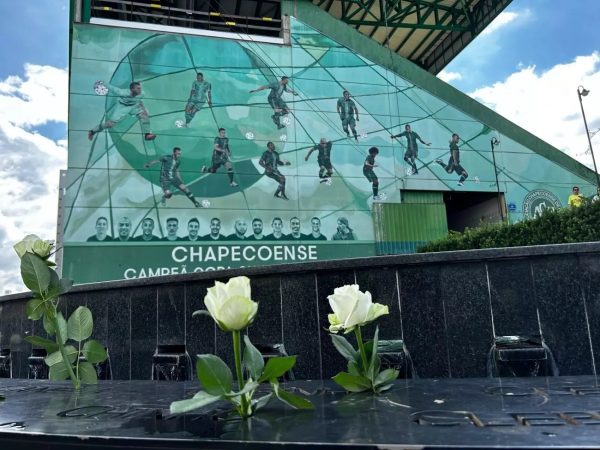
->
[417,201,600,253]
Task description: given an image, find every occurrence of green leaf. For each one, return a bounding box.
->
[347,360,362,377]
[67,306,93,342]
[43,310,56,336]
[25,298,45,321]
[45,273,72,300]
[376,383,394,393]
[271,380,314,410]
[21,253,51,294]
[196,354,233,396]
[243,335,264,380]
[332,372,371,393]
[24,336,58,353]
[48,361,70,381]
[82,340,107,364]
[373,368,399,388]
[79,361,98,384]
[56,312,68,344]
[45,345,78,366]
[223,381,259,399]
[330,334,358,362]
[170,391,221,414]
[367,326,380,381]
[251,393,273,412]
[258,356,296,383]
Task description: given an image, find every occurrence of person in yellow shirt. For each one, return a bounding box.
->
[567,186,585,208]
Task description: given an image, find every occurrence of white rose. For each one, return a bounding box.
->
[327,284,388,333]
[14,235,54,259]
[204,276,258,331]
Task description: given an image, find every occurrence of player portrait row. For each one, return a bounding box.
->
[88,74,470,207]
[86,215,358,242]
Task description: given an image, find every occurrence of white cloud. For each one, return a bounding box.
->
[480,11,521,37]
[469,52,600,169]
[437,70,463,83]
[0,64,67,294]
[0,64,68,127]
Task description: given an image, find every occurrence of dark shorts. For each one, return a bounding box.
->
[161,177,184,191]
[268,96,288,111]
[445,157,465,175]
[212,154,230,167]
[404,148,417,159]
[317,157,332,171]
[341,116,356,129]
[363,169,377,183]
[265,169,285,183]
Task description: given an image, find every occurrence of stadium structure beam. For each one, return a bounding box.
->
[335,0,474,32]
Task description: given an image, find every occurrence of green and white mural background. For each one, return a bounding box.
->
[63,17,593,283]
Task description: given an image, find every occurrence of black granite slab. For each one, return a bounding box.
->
[129,286,157,380]
[398,265,450,378]
[246,276,283,346]
[532,255,595,375]
[3,377,600,449]
[104,289,131,380]
[184,281,217,362]
[157,284,185,345]
[281,273,321,380]
[441,263,493,378]
[487,259,540,337]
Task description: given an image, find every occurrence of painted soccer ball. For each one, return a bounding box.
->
[174,120,186,128]
[280,134,287,142]
[360,131,368,138]
[405,167,413,176]
[201,199,211,208]
[325,178,333,186]
[474,176,480,184]
[245,131,254,140]
[93,81,108,96]
[379,192,387,200]
[282,116,291,125]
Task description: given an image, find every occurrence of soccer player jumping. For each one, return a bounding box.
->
[249,76,298,129]
[435,133,469,186]
[305,138,333,182]
[260,141,291,200]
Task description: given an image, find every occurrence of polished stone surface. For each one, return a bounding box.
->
[2,377,600,449]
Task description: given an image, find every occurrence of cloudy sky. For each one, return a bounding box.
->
[0,0,599,293]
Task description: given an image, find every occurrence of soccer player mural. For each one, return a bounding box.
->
[249,76,298,129]
[182,72,212,127]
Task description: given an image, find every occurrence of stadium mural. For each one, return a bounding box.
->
[63,17,593,283]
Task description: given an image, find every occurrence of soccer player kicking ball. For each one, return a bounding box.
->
[259,142,291,200]
[144,147,201,207]
[391,124,431,175]
[183,72,212,127]
[305,138,333,183]
[88,81,156,141]
[435,133,468,186]
[201,128,238,187]
[249,76,298,130]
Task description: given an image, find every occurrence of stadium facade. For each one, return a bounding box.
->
[62,0,598,283]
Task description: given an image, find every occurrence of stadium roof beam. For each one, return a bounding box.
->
[312,0,513,74]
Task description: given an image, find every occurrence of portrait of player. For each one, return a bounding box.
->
[363,147,381,200]
[203,217,225,241]
[247,218,265,240]
[227,218,248,240]
[265,217,285,240]
[133,217,160,241]
[116,217,132,242]
[332,217,355,241]
[201,128,238,187]
[308,217,327,240]
[185,218,201,241]
[305,138,333,182]
[287,217,307,240]
[249,76,298,129]
[435,133,468,186]
[337,90,359,142]
[144,147,201,207]
[259,141,291,200]
[162,217,181,241]
[87,216,112,242]
[88,81,156,141]
[183,72,212,127]
[391,124,431,175]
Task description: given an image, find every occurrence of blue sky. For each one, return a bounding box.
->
[0,0,598,293]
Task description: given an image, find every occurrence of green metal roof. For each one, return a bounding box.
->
[312,0,513,74]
